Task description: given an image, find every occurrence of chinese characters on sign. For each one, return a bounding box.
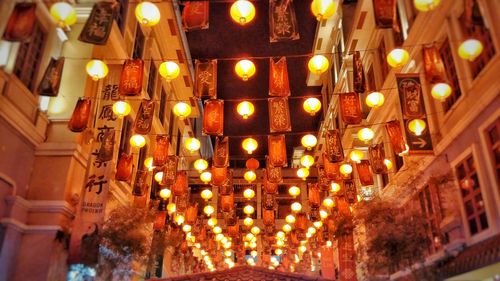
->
[194,59,217,98]
[268,97,292,133]
[78,1,116,45]
[340,92,362,124]
[269,0,300,42]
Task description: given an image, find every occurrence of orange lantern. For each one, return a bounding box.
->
[246,158,260,170]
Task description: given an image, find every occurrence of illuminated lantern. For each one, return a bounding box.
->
[230,0,255,25]
[243,188,255,199]
[413,0,441,11]
[173,102,192,119]
[237,101,255,119]
[244,217,254,227]
[251,226,261,235]
[167,203,176,214]
[311,0,336,21]
[275,248,283,255]
[458,39,483,61]
[182,225,192,233]
[213,226,222,234]
[201,189,213,201]
[300,155,315,168]
[349,150,363,163]
[159,61,180,81]
[283,224,292,233]
[244,170,257,183]
[365,91,385,108]
[185,137,201,153]
[135,2,161,26]
[235,59,256,81]
[207,217,217,228]
[340,163,353,176]
[86,60,108,80]
[204,204,215,216]
[291,202,302,213]
[288,186,300,197]
[303,97,322,116]
[246,158,260,170]
[319,208,328,220]
[408,119,427,136]
[200,171,212,184]
[194,159,208,172]
[130,134,146,148]
[297,168,310,180]
[384,159,393,170]
[387,48,410,68]
[174,214,185,225]
[322,197,334,208]
[242,138,258,154]
[50,2,77,28]
[301,134,317,150]
[431,83,452,101]
[308,55,329,75]
[358,127,375,143]
[285,214,296,224]
[154,171,164,183]
[112,101,131,118]
[243,205,255,215]
[330,182,341,193]
[314,221,323,228]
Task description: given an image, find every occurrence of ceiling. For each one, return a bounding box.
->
[184,0,323,168]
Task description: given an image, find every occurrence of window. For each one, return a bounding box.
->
[176,128,182,155]
[132,24,145,59]
[381,173,389,188]
[158,89,167,125]
[439,39,462,112]
[485,119,500,187]
[13,21,46,91]
[393,150,404,172]
[119,117,133,155]
[377,39,389,84]
[417,185,442,253]
[147,62,157,99]
[455,155,489,235]
[277,198,293,219]
[114,0,129,34]
[393,5,405,46]
[137,145,148,170]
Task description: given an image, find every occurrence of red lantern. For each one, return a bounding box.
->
[245,158,260,170]
[172,171,188,196]
[119,59,144,96]
[153,135,169,167]
[68,98,91,132]
[116,153,133,181]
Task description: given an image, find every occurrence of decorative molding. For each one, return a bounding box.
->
[0,217,62,234]
[29,200,76,219]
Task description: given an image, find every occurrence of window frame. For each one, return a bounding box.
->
[439,38,463,113]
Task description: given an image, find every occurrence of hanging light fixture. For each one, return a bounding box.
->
[235,59,256,81]
[135,2,161,26]
[244,170,257,183]
[242,138,258,154]
[301,134,317,150]
[159,188,171,199]
[285,214,296,224]
[213,226,222,234]
[174,214,185,225]
[297,167,310,180]
[243,217,254,227]
[387,48,410,68]
[291,202,302,212]
[204,204,215,216]
[365,91,385,108]
[154,171,164,183]
[200,171,212,184]
[194,159,208,172]
[159,61,180,81]
[339,163,353,176]
[130,134,146,148]
[413,0,441,12]
[185,137,201,153]
[458,39,483,61]
[275,248,283,255]
[303,97,322,116]
[283,224,292,233]
[144,157,154,171]
[86,60,108,81]
[349,150,363,163]
[251,226,261,235]
[358,127,375,143]
[288,186,300,197]
[243,188,256,199]
[431,83,452,101]
[230,0,256,25]
[408,119,427,136]
[246,158,260,170]
[173,102,192,119]
[308,55,329,75]
[319,208,328,220]
[167,202,176,214]
[201,189,213,201]
[243,205,255,215]
[330,182,341,193]
[322,197,334,209]
[313,221,323,228]
[237,101,255,119]
[207,217,218,228]
[300,155,315,168]
[112,101,131,118]
[384,159,393,170]
[310,0,336,21]
[50,2,77,28]
[182,224,192,233]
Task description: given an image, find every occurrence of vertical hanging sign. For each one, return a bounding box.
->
[268,97,292,133]
[194,60,217,98]
[325,129,344,163]
[269,57,291,97]
[3,3,37,42]
[202,99,224,136]
[372,0,396,29]
[182,1,209,31]
[269,0,300,42]
[78,1,117,45]
[340,92,362,124]
[268,134,287,167]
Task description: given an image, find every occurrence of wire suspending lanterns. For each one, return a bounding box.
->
[365,91,385,108]
[237,101,255,119]
[308,55,329,75]
[303,97,322,116]
[311,0,337,21]
[135,2,161,26]
[130,134,146,148]
[242,138,258,154]
[387,48,410,68]
[173,102,192,119]
[235,59,256,81]
[230,0,256,25]
[86,60,108,80]
[458,39,484,61]
[159,61,180,81]
[50,2,77,28]
[431,83,452,101]
[112,101,131,118]
[408,119,427,136]
[413,0,441,12]
[301,134,317,150]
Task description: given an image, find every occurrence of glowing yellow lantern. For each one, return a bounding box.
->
[387,48,410,68]
[458,39,483,61]
[282,224,292,233]
[237,101,255,119]
[307,227,317,235]
[431,83,452,101]
[207,217,217,227]
[215,233,224,241]
[408,119,427,136]
[200,171,212,184]
[311,0,336,21]
[365,91,385,108]
[276,240,285,247]
[301,134,317,150]
[173,102,192,119]
[326,240,333,247]
[303,97,322,116]
[288,186,300,197]
[159,61,180,81]
[201,189,213,201]
[194,159,208,172]
[349,150,363,163]
[243,188,255,199]
[275,248,283,255]
[174,214,185,225]
[230,0,256,25]
[413,0,441,11]
[285,214,296,224]
[235,59,256,81]
[297,167,310,180]
[86,60,108,81]
[167,202,176,214]
[144,157,154,170]
[291,202,302,213]
[313,221,323,228]
[276,231,285,239]
[330,182,341,193]
[244,217,254,227]
[251,226,261,235]
[244,170,257,183]
[135,2,161,26]
[322,197,334,208]
[339,163,353,176]
[308,55,329,75]
[319,208,328,220]
[159,188,171,199]
[130,134,146,148]
[204,204,215,216]
[111,100,131,118]
[50,2,77,28]
[251,250,258,257]
[358,128,375,143]
[224,250,233,257]
[185,137,201,153]
[242,138,258,154]
[300,155,315,168]
[243,205,255,215]
[384,159,393,170]
[183,224,192,233]
[299,245,307,253]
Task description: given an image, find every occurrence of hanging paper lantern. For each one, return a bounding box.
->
[311,0,336,21]
[243,205,255,215]
[358,128,375,143]
[130,134,146,148]
[182,225,192,233]
[213,226,222,234]
[285,214,296,224]
[300,155,315,168]
[173,102,192,119]
[86,60,108,80]
[387,48,410,68]
[291,202,302,213]
[322,197,334,209]
[458,39,483,61]
[349,150,363,163]
[283,224,292,233]
[200,171,212,184]
[237,101,255,119]
[201,189,213,201]
[135,2,161,26]
[230,0,256,25]
[243,188,255,199]
[301,134,317,150]
[366,91,385,108]
[339,163,353,176]
[408,119,427,136]
[303,97,322,116]
[251,226,261,235]
[308,55,329,75]
[185,137,201,153]
[112,101,131,118]
[204,204,215,216]
[50,2,77,28]
[242,138,258,154]
[384,159,393,170]
[319,208,329,220]
[235,59,256,81]
[245,158,260,170]
[159,61,180,81]
[167,203,176,214]
[330,182,341,193]
[288,186,300,197]
[244,170,256,183]
[154,171,164,183]
[314,221,323,228]
[174,214,185,225]
[297,167,310,180]
[194,159,208,172]
[244,217,254,227]
[413,0,441,12]
[431,83,452,101]
[207,217,218,228]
